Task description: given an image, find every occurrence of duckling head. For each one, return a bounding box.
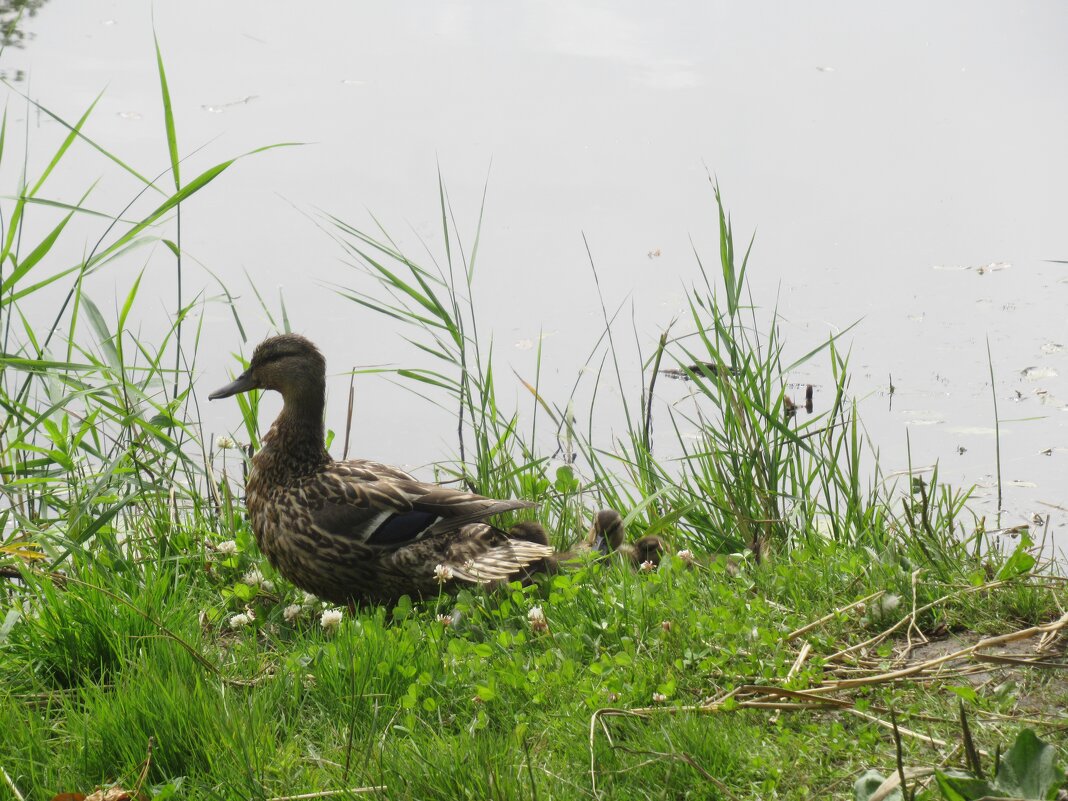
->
[586,509,626,555]
[633,534,665,567]
[209,334,326,406]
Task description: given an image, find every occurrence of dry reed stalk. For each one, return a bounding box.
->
[587,586,1066,797]
[266,789,385,801]
[827,579,1010,663]
[863,767,938,801]
[785,640,812,681]
[0,766,25,801]
[829,611,1068,689]
[786,590,885,642]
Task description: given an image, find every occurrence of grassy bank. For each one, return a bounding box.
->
[1,50,1065,801]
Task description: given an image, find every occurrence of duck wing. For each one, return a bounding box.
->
[309,464,535,550]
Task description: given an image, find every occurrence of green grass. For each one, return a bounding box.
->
[0,39,1065,801]
[2,538,1063,799]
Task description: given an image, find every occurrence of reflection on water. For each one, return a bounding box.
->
[1,0,48,49]
[0,0,48,80]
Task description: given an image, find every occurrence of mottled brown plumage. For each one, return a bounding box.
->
[209,334,553,605]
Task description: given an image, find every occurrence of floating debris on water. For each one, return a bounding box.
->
[647,248,662,259]
[1040,342,1064,355]
[1020,366,1058,381]
[932,261,1011,274]
[116,111,141,120]
[514,331,556,351]
[201,95,259,113]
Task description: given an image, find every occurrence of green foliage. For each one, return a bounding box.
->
[1,34,1063,801]
[856,728,1065,801]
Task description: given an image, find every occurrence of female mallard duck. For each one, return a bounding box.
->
[209,334,553,606]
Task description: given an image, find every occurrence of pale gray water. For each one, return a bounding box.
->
[2,2,1066,547]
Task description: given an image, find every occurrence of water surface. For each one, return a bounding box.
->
[4,1,1066,546]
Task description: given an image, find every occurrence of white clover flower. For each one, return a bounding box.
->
[877,593,901,614]
[283,604,303,623]
[301,591,319,606]
[436,613,454,627]
[652,692,668,704]
[527,606,548,633]
[320,608,343,632]
[215,435,237,451]
[229,611,255,629]
[216,540,238,557]
[434,564,454,584]
[239,569,276,593]
[640,560,657,573]
[676,549,694,564]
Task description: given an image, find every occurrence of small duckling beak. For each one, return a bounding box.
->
[590,530,609,554]
[209,370,256,400]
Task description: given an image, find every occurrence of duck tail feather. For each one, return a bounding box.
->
[449,540,555,583]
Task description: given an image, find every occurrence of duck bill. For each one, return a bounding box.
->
[591,531,609,555]
[209,370,256,400]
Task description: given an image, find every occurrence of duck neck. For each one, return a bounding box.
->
[263,382,330,477]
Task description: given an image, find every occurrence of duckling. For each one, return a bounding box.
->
[209,334,553,606]
[578,509,667,569]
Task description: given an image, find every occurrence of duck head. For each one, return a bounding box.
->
[209,334,326,405]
